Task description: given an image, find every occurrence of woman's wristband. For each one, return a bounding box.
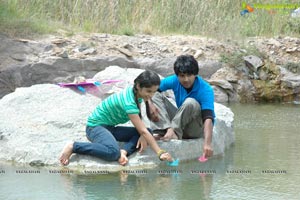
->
[157,149,167,160]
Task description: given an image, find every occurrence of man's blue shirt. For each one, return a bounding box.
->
[159,74,215,120]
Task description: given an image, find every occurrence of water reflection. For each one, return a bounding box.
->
[1,104,300,199]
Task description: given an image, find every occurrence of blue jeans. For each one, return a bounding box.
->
[73,125,140,161]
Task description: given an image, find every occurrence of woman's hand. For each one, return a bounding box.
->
[136,136,148,152]
[159,152,173,162]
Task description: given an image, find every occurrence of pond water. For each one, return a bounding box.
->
[1,103,300,200]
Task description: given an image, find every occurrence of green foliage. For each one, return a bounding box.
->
[119,27,135,36]
[283,62,300,74]
[0,0,62,38]
[1,0,300,38]
[282,17,300,35]
[220,46,266,67]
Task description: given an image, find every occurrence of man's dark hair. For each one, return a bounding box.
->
[173,55,199,75]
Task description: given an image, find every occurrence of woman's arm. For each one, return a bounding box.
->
[128,114,172,161]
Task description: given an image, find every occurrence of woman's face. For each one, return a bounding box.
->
[136,84,158,101]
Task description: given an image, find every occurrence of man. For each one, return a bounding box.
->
[147,55,215,158]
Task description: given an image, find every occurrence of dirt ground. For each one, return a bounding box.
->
[36,32,300,65]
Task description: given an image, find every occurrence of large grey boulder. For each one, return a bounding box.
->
[280,67,300,103]
[0,67,234,172]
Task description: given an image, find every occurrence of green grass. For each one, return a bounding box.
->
[0,0,66,38]
[219,45,266,68]
[0,0,300,39]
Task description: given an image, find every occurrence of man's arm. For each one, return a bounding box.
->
[201,109,214,158]
[203,118,213,158]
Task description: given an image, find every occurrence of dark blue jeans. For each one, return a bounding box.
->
[73,125,140,161]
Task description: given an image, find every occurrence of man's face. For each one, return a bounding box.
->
[178,72,196,89]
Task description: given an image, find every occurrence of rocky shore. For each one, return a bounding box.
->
[0,32,299,171]
[1,32,300,103]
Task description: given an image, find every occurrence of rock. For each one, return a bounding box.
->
[59,50,69,58]
[0,56,141,98]
[208,79,233,91]
[0,67,234,172]
[10,53,26,62]
[182,47,190,52]
[208,80,239,103]
[198,60,223,79]
[258,69,269,81]
[51,38,69,47]
[82,48,96,55]
[283,62,300,74]
[2,33,299,104]
[210,67,240,83]
[266,38,282,47]
[243,55,264,72]
[281,67,300,89]
[136,57,177,77]
[194,49,203,58]
[286,47,297,53]
[77,45,89,52]
[212,86,229,103]
[237,78,256,103]
[116,47,133,57]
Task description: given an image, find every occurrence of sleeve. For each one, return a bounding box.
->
[123,87,140,114]
[124,104,140,114]
[199,83,215,122]
[159,75,176,92]
[201,109,214,122]
[199,82,215,112]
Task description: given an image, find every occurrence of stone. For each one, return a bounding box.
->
[208,79,234,91]
[2,33,300,104]
[243,55,264,72]
[286,47,297,53]
[194,49,203,58]
[210,67,240,83]
[82,48,96,55]
[136,57,176,77]
[198,60,223,79]
[212,86,229,103]
[116,47,133,57]
[259,69,269,81]
[0,67,234,172]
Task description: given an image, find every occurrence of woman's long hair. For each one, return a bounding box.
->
[133,70,160,118]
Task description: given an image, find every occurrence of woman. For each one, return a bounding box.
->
[59,70,172,166]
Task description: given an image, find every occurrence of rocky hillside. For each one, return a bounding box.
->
[0,32,300,103]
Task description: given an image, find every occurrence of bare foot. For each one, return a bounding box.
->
[161,128,178,141]
[118,149,128,166]
[59,142,74,166]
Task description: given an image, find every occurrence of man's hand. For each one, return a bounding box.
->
[161,128,178,141]
[203,143,213,158]
[146,100,160,122]
[136,136,148,152]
